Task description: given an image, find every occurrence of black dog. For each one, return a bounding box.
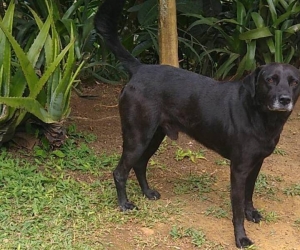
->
[95,0,300,248]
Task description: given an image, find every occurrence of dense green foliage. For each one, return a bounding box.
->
[118,0,300,79]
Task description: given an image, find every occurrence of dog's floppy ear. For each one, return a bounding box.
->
[242,66,263,97]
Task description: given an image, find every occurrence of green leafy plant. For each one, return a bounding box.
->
[186,0,300,79]
[0,1,83,145]
[175,147,206,162]
[109,0,299,80]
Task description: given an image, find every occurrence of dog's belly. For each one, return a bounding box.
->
[161,121,232,159]
[187,129,232,159]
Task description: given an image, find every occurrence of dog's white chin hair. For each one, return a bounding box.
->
[268,100,293,112]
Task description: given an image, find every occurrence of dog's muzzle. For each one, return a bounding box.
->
[268,95,293,112]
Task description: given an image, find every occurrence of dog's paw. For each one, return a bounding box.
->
[245,209,262,223]
[143,189,161,200]
[119,201,138,211]
[235,236,254,248]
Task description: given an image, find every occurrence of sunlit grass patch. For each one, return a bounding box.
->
[173,173,217,200]
[0,126,182,249]
[283,183,300,196]
[175,147,206,162]
[259,210,280,223]
[273,147,287,156]
[169,225,225,249]
[205,206,229,219]
[255,173,282,199]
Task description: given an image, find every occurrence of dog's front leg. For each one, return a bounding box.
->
[230,164,254,248]
[245,159,264,223]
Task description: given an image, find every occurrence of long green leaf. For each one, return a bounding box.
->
[132,40,153,56]
[215,53,240,79]
[27,5,54,67]
[266,0,277,23]
[187,16,234,48]
[266,37,275,54]
[0,22,39,93]
[273,6,300,28]
[62,60,85,118]
[235,55,247,79]
[251,12,265,28]
[0,1,14,98]
[284,46,295,64]
[50,25,76,119]
[244,40,256,71]
[0,97,55,123]
[9,7,49,100]
[30,39,75,99]
[62,0,84,19]
[137,0,157,26]
[285,24,300,33]
[239,27,273,40]
[278,0,289,10]
[26,16,51,68]
[275,30,283,62]
[236,1,246,32]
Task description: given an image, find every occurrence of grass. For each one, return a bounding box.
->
[169,225,224,249]
[0,125,182,249]
[205,206,229,219]
[260,210,279,223]
[273,147,287,156]
[0,147,101,249]
[175,147,206,162]
[169,225,207,248]
[1,124,299,249]
[283,183,300,196]
[254,173,282,199]
[215,159,230,166]
[294,218,300,229]
[173,173,216,200]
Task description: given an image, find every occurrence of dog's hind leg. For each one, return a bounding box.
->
[244,159,263,223]
[113,100,164,211]
[133,126,165,200]
[114,126,165,211]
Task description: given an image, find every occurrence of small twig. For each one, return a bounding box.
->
[69,116,118,121]
[94,104,118,108]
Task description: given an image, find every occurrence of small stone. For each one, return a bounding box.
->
[141,227,154,236]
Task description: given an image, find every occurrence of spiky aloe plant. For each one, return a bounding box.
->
[0,1,83,146]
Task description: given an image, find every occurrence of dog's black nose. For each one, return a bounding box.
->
[279,95,291,105]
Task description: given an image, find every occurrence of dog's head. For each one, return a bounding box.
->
[243,63,300,112]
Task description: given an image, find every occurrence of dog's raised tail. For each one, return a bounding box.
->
[94,0,141,74]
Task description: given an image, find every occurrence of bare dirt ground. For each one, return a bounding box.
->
[70,82,300,250]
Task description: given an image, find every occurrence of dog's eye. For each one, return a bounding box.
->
[290,80,298,87]
[266,77,274,83]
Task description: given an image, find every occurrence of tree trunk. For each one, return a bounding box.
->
[158,0,179,67]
